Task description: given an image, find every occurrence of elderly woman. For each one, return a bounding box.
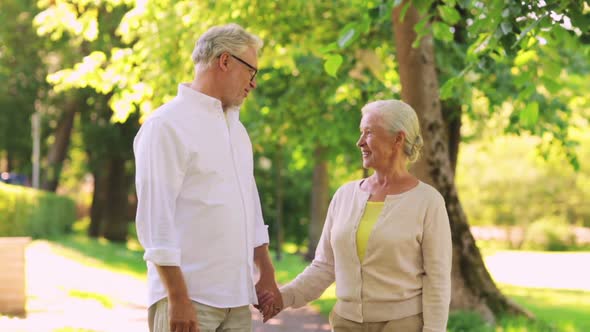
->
[268,100,452,331]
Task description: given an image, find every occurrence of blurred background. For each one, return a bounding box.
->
[0,0,589,331]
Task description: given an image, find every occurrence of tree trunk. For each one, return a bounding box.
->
[274,146,284,261]
[441,100,462,172]
[6,150,13,172]
[305,145,329,261]
[101,157,130,242]
[392,1,529,322]
[88,163,107,238]
[42,100,77,192]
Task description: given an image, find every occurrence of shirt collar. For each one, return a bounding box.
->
[177,83,223,113]
[177,83,240,122]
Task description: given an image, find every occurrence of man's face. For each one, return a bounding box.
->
[225,47,258,108]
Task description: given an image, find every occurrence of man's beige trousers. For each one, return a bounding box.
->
[149,298,251,332]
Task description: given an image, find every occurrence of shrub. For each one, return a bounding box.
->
[522,216,576,251]
[0,182,76,238]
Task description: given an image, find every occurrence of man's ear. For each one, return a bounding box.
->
[218,53,230,71]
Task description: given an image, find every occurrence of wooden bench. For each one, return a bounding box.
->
[0,237,31,317]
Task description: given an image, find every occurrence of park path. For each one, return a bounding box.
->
[0,241,330,332]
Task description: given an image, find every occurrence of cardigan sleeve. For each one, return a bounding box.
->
[280,192,339,308]
[421,192,452,332]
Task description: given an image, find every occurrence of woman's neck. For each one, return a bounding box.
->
[363,166,418,200]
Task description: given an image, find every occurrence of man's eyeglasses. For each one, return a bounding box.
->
[229,54,258,82]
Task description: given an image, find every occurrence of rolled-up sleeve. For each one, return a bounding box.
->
[134,119,187,266]
[421,194,452,332]
[252,180,269,247]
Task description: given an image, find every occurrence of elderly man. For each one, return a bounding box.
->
[134,23,281,332]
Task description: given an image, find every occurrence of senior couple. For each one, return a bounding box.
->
[133,23,452,332]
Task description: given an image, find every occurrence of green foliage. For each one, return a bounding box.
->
[456,126,590,228]
[447,311,493,332]
[0,183,76,237]
[340,0,590,168]
[0,0,49,173]
[522,217,576,251]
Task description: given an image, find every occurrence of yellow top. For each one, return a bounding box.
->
[356,201,384,262]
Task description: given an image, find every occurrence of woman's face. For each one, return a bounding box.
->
[356,112,400,170]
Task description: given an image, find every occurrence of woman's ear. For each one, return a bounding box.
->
[395,131,406,146]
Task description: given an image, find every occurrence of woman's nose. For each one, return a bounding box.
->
[356,137,364,147]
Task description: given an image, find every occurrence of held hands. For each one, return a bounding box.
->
[255,277,283,322]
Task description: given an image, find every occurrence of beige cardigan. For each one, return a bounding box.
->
[280,180,452,332]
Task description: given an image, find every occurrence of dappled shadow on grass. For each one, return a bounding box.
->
[46,234,146,278]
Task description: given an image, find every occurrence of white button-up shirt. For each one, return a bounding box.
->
[133,84,269,308]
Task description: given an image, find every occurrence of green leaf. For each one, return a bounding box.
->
[398,1,412,22]
[541,77,561,94]
[338,24,357,49]
[513,72,529,89]
[544,61,561,78]
[358,15,371,34]
[500,22,512,35]
[512,17,542,48]
[514,50,537,66]
[318,42,338,54]
[519,102,539,128]
[432,21,454,42]
[324,54,343,77]
[413,0,434,13]
[412,14,430,48]
[438,5,461,25]
[466,33,490,61]
[440,76,459,100]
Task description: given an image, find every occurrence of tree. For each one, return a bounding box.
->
[33,0,137,241]
[325,0,589,321]
[391,1,525,321]
[388,0,589,321]
[0,0,48,174]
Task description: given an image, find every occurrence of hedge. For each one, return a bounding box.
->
[0,182,76,238]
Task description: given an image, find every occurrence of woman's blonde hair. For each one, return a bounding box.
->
[361,100,424,163]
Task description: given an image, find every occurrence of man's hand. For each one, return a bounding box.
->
[168,296,199,332]
[154,265,199,332]
[253,244,283,322]
[255,277,283,322]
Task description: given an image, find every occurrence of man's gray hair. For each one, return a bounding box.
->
[361,100,424,163]
[192,23,263,72]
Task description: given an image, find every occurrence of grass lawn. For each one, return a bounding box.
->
[44,235,590,331]
[47,234,146,279]
[498,285,590,332]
